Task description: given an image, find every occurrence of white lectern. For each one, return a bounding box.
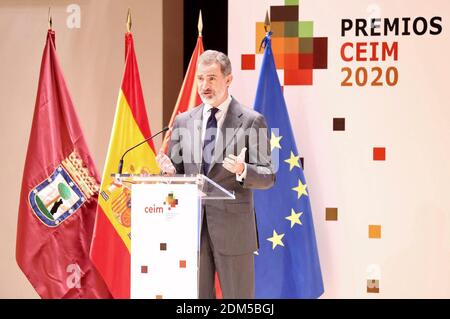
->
[113,174,235,299]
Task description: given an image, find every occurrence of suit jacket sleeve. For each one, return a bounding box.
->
[168,117,185,174]
[242,114,275,189]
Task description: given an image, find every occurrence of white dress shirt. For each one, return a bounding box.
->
[201,95,247,180]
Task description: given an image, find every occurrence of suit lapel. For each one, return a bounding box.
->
[208,99,244,174]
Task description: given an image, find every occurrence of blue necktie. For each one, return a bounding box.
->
[202,107,219,175]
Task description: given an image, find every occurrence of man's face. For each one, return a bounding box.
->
[197,62,232,107]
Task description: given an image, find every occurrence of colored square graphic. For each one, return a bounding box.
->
[274,54,285,69]
[285,69,312,85]
[271,5,299,22]
[255,22,266,54]
[367,279,380,293]
[284,37,299,53]
[251,3,328,86]
[369,225,381,238]
[333,118,345,131]
[373,147,386,161]
[271,21,285,38]
[179,260,186,268]
[156,295,163,299]
[313,37,328,69]
[141,265,148,274]
[284,21,299,37]
[272,37,285,54]
[284,54,299,70]
[299,54,313,69]
[241,54,255,70]
[299,37,313,54]
[285,0,299,5]
[299,21,314,37]
[326,208,338,221]
[160,243,167,251]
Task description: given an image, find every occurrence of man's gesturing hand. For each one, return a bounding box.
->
[222,147,247,175]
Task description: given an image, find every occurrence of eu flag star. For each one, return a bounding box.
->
[292,179,308,199]
[284,151,301,171]
[270,132,282,151]
[286,208,303,228]
[267,230,285,250]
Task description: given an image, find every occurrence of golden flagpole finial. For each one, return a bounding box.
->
[198,10,203,36]
[48,7,52,30]
[264,10,271,33]
[126,8,132,32]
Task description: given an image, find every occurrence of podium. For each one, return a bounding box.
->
[113,174,235,299]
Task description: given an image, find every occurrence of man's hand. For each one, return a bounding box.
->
[156,149,176,176]
[223,147,247,175]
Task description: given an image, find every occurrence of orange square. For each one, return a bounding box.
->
[274,54,285,69]
[255,22,266,54]
[271,22,285,38]
[284,38,299,54]
[179,260,186,268]
[272,37,285,54]
[369,225,381,238]
[326,208,338,221]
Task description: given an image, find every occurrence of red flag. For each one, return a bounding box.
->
[15,30,111,299]
[161,35,204,153]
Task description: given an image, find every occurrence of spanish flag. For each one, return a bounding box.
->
[90,32,159,298]
[160,34,204,153]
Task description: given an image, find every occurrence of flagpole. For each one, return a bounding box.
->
[198,10,203,36]
[126,8,132,32]
[48,7,52,30]
[264,10,270,33]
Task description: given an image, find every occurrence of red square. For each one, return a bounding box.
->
[284,54,299,70]
[299,54,314,69]
[284,69,313,85]
[179,260,186,268]
[241,54,255,70]
[373,147,386,161]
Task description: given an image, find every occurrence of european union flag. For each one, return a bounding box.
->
[254,33,324,298]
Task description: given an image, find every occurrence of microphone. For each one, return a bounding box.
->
[117,126,169,174]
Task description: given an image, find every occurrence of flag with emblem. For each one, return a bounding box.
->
[15,30,111,298]
[90,31,160,298]
[253,32,324,298]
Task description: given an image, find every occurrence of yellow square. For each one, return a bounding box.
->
[255,22,266,54]
[368,225,381,238]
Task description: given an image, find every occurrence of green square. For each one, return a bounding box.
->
[285,0,299,5]
[284,21,298,37]
[299,37,313,53]
[298,21,313,37]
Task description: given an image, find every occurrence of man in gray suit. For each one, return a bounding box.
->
[156,50,275,299]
